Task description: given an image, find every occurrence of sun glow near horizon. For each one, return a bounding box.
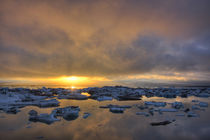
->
[0,73,201,88]
[56,76,88,83]
[51,76,111,87]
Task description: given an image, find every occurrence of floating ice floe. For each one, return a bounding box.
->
[29,110,60,125]
[192,100,199,102]
[191,105,202,110]
[35,99,60,107]
[171,102,184,109]
[187,112,199,117]
[110,107,125,113]
[196,93,210,98]
[29,106,80,124]
[117,95,141,101]
[1,106,20,114]
[138,105,148,110]
[10,98,60,108]
[58,93,88,100]
[100,104,132,109]
[53,106,80,121]
[0,89,60,114]
[100,104,131,113]
[148,108,155,116]
[159,108,178,112]
[82,86,143,100]
[97,96,113,101]
[144,101,166,107]
[199,102,208,107]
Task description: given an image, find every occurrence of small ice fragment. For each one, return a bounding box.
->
[192,100,199,102]
[171,102,184,109]
[187,112,199,117]
[109,107,125,113]
[83,112,91,119]
[192,105,201,110]
[159,108,178,112]
[144,101,166,107]
[26,126,32,128]
[136,112,149,117]
[99,104,131,109]
[37,99,60,107]
[97,96,112,101]
[28,110,38,116]
[138,105,148,110]
[199,102,208,107]
[196,93,210,98]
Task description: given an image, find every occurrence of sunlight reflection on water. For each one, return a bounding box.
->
[81,92,91,96]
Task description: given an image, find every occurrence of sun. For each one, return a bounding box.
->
[64,76,79,81]
[50,75,110,87]
[55,76,89,85]
[71,86,76,89]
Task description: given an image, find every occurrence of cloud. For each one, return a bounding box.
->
[0,0,210,82]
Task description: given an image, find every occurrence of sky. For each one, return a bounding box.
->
[0,0,210,87]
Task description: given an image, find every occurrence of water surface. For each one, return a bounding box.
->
[0,96,209,140]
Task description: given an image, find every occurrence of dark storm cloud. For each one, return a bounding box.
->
[0,0,210,80]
